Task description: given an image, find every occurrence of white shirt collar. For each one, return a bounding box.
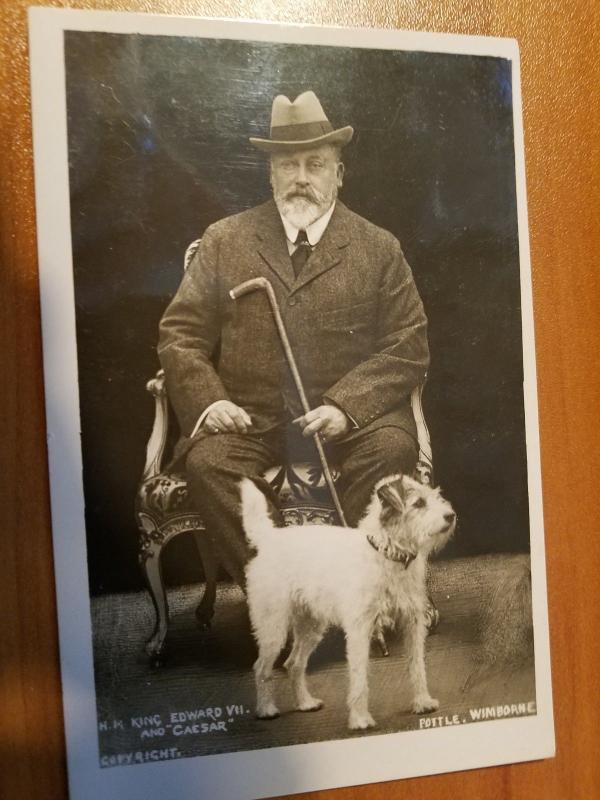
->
[280,201,336,249]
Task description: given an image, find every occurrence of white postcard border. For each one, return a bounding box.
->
[28,8,554,800]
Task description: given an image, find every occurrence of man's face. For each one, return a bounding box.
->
[270,144,344,230]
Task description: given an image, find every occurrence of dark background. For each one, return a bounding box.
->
[64,32,527,595]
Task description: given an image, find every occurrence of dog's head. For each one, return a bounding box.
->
[375,474,456,558]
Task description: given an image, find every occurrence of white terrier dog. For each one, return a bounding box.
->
[241,474,456,730]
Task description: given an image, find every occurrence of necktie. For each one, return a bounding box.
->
[291,229,312,277]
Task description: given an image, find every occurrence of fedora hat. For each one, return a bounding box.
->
[249,91,353,152]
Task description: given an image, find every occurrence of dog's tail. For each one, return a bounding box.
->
[240,478,274,548]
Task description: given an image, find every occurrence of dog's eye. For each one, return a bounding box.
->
[413,497,426,509]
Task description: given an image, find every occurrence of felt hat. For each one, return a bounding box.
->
[249,91,353,152]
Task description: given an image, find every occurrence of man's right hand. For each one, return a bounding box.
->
[203,401,253,435]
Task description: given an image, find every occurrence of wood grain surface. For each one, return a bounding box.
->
[1,1,599,799]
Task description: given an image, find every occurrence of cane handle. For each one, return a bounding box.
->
[229,278,269,300]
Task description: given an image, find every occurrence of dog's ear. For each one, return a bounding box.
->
[377,477,406,512]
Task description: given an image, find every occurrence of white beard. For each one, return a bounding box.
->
[274,187,337,231]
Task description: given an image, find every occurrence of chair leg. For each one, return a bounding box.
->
[371,594,439,657]
[372,616,390,657]
[425,594,440,633]
[141,547,170,662]
[193,531,218,629]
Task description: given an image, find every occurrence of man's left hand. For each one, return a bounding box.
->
[293,405,350,441]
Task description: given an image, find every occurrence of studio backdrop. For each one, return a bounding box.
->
[64,31,526,594]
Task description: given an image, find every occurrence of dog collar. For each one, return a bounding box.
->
[366,534,416,568]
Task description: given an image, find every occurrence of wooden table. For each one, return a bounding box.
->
[1,1,599,798]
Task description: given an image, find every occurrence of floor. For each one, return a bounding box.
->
[92,554,536,765]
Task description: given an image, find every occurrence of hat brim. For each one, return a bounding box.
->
[249,126,354,153]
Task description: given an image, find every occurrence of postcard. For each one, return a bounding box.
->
[29,8,554,799]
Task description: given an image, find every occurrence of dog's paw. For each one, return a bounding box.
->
[297,697,323,712]
[348,710,376,730]
[256,703,280,720]
[411,695,439,714]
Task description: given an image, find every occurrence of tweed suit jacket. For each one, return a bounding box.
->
[158,199,429,449]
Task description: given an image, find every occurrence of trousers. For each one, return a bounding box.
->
[185,424,418,586]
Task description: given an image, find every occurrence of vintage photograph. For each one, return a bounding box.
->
[30,10,553,799]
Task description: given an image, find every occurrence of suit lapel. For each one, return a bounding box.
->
[290,202,351,295]
[254,200,352,294]
[255,202,295,290]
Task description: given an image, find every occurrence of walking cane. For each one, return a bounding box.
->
[229,277,349,527]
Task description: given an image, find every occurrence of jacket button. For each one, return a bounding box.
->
[287,297,297,306]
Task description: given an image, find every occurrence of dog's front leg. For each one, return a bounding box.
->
[404,608,439,714]
[346,626,376,730]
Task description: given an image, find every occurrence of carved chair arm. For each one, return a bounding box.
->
[184,239,202,271]
[142,369,169,481]
[141,240,201,483]
[411,383,434,485]
[141,373,433,485]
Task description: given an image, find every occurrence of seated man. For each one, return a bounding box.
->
[158,90,429,586]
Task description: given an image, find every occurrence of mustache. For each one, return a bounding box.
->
[282,187,322,204]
